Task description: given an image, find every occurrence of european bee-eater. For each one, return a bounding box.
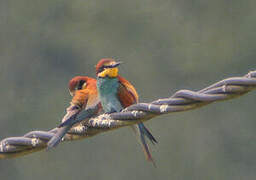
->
[96,58,157,165]
[47,76,101,149]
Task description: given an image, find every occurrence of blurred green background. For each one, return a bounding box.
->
[0,0,256,179]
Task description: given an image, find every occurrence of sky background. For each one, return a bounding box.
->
[0,0,256,179]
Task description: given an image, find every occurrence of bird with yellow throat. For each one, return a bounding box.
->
[96,58,157,165]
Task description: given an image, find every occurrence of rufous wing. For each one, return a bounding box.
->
[117,76,138,108]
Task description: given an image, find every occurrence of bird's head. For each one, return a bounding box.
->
[96,58,121,78]
[68,76,90,96]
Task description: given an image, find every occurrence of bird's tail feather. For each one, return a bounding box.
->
[131,123,157,167]
[138,123,158,145]
[47,106,98,150]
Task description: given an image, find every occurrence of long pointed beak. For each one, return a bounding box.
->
[111,61,122,68]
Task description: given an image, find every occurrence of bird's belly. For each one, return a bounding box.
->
[100,95,122,113]
[97,77,122,113]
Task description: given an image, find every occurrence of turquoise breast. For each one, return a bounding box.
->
[97,77,123,113]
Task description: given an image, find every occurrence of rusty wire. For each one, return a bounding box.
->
[0,70,256,159]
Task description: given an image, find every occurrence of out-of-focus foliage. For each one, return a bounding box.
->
[0,0,255,179]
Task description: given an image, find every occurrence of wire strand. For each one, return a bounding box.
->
[0,70,256,159]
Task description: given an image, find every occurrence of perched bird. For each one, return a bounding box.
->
[47,76,101,149]
[96,58,157,165]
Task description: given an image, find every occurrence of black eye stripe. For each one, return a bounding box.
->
[98,66,105,73]
[98,65,109,73]
[77,80,86,90]
[104,65,112,68]
[97,63,117,74]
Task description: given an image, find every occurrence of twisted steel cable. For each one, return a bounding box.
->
[0,70,256,159]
